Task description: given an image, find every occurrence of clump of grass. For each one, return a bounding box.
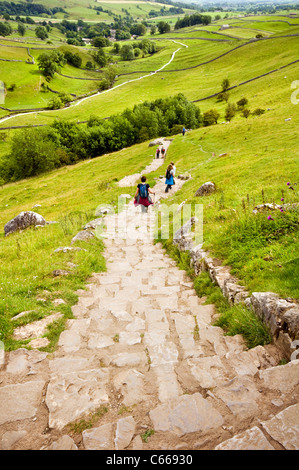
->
[141,429,155,443]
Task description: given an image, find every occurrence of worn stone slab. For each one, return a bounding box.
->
[0,380,45,425]
[1,431,27,450]
[154,363,181,402]
[46,435,78,450]
[149,392,223,437]
[148,342,179,367]
[187,356,227,389]
[111,352,147,368]
[58,319,90,353]
[88,333,115,350]
[115,416,136,450]
[214,376,260,419]
[113,369,145,406]
[119,331,142,345]
[82,423,113,450]
[261,404,299,450]
[215,426,274,450]
[258,359,299,393]
[46,369,109,429]
[49,357,91,376]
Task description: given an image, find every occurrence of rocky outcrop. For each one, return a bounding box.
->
[4,211,46,236]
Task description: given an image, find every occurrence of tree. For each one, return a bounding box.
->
[130,23,146,36]
[6,127,61,179]
[221,78,230,91]
[203,109,220,126]
[150,25,156,35]
[225,103,237,121]
[157,21,170,34]
[85,61,93,69]
[120,44,134,61]
[0,22,12,37]
[242,109,250,119]
[92,47,107,67]
[37,50,66,79]
[18,23,26,36]
[35,25,48,40]
[113,42,120,53]
[217,91,229,102]
[237,97,248,109]
[92,36,110,48]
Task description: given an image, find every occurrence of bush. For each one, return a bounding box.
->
[252,108,265,116]
[225,102,237,121]
[203,109,220,126]
[2,127,61,180]
[48,96,63,109]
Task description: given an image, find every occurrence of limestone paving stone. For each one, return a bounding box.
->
[214,376,261,419]
[261,403,299,450]
[258,359,299,393]
[114,416,136,450]
[215,426,275,450]
[82,423,113,450]
[113,369,145,406]
[149,393,224,436]
[46,369,109,430]
[0,380,45,425]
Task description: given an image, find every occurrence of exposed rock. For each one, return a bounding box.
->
[215,426,274,450]
[194,182,216,197]
[114,416,136,450]
[54,246,86,253]
[149,393,223,436]
[82,423,113,450]
[4,211,46,236]
[45,435,78,450]
[258,359,299,393]
[0,380,45,425]
[1,431,27,450]
[261,403,299,450]
[148,138,165,147]
[83,218,104,230]
[13,312,63,341]
[71,230,95,244]
[52,270,70,277]
[173,217,199,251]
[46,369,109,429]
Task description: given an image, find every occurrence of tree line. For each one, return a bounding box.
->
[0,94,202,183]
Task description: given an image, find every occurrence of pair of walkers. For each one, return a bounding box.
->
[134,160,177,211]
[165,161,176,193]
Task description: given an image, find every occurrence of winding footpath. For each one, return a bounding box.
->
[0,148,298,451]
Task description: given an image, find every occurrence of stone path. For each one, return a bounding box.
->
[0,155,298,451]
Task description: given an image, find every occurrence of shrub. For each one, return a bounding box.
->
[225,102,237,121]
[203,109,220,126]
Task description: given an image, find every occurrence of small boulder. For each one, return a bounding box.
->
[71,230,94,245]
[4,211,46,236]
[195,182,216,197]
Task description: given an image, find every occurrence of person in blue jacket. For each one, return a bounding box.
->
[165,164,174,193]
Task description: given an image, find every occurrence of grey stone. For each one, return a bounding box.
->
[47,435,78,450]
[214,376,260,419]
[83,423,113,450]
[46,369,109,429]
[115,416,136,450]
[1,431,27,450]
[71,230,94,244]
[194,182,216,197]
[4,211,46,236]
[258,359,299,393]
[149,393,223,436]
[0,380,45,425]
[215,426,274,450]
[261,403,299,450]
